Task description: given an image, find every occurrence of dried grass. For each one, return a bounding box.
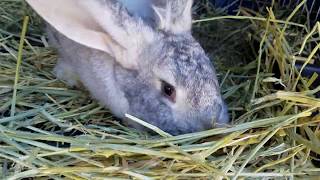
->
[0,0,320,179]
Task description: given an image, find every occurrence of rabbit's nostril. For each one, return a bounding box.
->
[215,103,229,128]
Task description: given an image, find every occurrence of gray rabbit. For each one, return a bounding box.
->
[26,0,229,135]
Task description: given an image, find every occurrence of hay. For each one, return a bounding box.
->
[1,0,320,179]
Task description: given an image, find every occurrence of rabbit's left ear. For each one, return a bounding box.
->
[26,0,156,70]
[153,0,193,34]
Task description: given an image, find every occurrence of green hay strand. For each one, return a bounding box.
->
[10,16,29,117]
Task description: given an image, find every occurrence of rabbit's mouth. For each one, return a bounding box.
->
[168,98,230,133]
[214,102,230,128]
[124,101,229,135]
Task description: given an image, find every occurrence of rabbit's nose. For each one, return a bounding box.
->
[215,102,229,127]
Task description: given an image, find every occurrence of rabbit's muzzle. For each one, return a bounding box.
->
[176,100,230,133]
[215,102,230,128]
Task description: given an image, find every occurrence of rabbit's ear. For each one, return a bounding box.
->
[153,0,193,33]
[26,0,155,69]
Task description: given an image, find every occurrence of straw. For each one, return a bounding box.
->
[1,0,320,179]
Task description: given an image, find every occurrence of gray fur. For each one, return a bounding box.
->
[152,0,193,33]
[43,0,229,135]
[113,33,226,134]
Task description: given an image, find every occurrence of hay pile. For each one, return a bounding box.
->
[1,0,320,179]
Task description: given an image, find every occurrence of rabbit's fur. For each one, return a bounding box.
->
[27,0,229,135]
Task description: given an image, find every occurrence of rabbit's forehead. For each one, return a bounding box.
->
[156,36,218,89]
[151,35,221,108]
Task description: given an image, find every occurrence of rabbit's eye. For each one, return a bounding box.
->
[161,80,176,102]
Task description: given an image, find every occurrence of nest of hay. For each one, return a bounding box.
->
[1,0,320,179]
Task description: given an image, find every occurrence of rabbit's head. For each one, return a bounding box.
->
[26,0,229,135]
[118,34,229,134]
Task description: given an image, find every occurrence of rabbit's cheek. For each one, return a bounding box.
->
[171,88,189,110]
[124,90,177,133]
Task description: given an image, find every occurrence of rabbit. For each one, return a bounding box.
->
[114,0,192,32]
[26,0,229,135]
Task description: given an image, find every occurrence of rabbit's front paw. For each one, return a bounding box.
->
[54,58,80,87]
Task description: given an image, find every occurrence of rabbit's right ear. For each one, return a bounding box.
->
[153,0,193,34]
[26,0,156,69]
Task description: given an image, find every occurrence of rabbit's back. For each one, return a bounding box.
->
[46,26,130,118]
